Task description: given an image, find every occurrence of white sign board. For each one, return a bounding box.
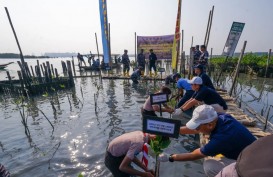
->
[222,22,245,57]
[150,93,168,105]
[147,120,175,134]
[143,115,181,138]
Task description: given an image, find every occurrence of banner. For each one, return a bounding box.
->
[137,35,174,59]
[222,22,245,57]
[99,0,110,64]
[171,0,182,70]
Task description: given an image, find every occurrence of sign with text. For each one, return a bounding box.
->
[150,93,168,105]
[222,22,245,57]
[143,115,181,138]
[137,35,174,59]
[158,68,165,73]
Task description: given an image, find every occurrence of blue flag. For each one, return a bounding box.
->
[99,0,110,64]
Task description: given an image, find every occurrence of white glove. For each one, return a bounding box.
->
[172,108,183,119]
[158,153,170,162]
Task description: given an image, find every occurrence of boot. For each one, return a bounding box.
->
[126,72,130,77]
[149,71,153,77]
[123,71,126,77]
[154,72,158,77]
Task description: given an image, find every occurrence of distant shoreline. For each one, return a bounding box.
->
[0,53,49,59]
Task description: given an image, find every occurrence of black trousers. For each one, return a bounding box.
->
[142,109,158,117]
[104,151,130,177]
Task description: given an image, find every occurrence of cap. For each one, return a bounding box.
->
[177,78,192,90]
[186,105,218,130]
[172,73,181,80]
[194,64,204,71]
[188,76,203,85]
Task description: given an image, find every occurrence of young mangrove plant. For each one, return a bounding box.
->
[13,96,30,137]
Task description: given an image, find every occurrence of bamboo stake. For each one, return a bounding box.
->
[264,49,271,78]
[229,41,247,96]
[6,71,13,86]
[206,6,214,47]
[46,61,52,82]
[55,68,59,80]
[95,33,102,79]
[264,105,272,131]
[95,33,100,59]
[135,32,137,64]
[66,60,74,86]
[4,7,25,65]
[204,10,211,45]
[72,56,76,76]
[37,60,42,83]
[108,23,112,67]
[40,64,45,76]
[51,64,55,77]
[17,71,26,96]
[30,66,35,77]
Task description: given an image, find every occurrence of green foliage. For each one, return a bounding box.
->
[210,54,272,68]
[42,92,49,97]
[78,173,84,177]
[168,98,177,108]
[59,84,65,88]
[150,135,171,155]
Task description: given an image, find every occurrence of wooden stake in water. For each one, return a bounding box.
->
[72,56,76,76]
[229,41,247,96]
[264,105,272,131]
[135,32,137,64]
[95,33,100,58]
[5,7,25,65]
[264,49,271,78]
[205,6,214,48]
[108,23,112,68]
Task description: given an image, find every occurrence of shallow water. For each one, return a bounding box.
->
[1,58,273,177]
[0,59,205,177]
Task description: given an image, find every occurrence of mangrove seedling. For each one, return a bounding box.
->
[150,135,171,155]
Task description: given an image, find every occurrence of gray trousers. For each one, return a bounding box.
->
[203,156,236,177]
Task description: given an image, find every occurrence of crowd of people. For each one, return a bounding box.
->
[103,46,272,177]
[44,48,270,177]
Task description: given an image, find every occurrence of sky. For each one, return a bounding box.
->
[1,0,273,56]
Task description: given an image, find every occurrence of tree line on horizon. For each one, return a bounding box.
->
[0,53,49,59]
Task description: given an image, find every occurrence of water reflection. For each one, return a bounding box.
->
[4,72,273,176]
[212,72,273,124]
[105,79,125,140]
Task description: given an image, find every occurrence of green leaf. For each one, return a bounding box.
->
[78,173,84,177]
[150,135,171,155]
[42,92,49,97]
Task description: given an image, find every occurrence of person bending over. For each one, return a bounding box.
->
[159,105,256,177]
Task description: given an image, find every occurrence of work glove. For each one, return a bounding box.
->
[172,108,183,119]
[158,153,170,162]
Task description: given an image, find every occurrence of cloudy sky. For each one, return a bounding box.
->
[1,0,273,55]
